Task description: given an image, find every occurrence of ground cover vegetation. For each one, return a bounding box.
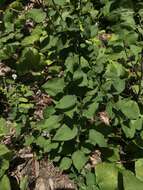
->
[1,0,143,189]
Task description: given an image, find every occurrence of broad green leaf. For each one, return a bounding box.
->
[135,159,143,182]
[3,9,14,32]
[60,157,72,170]
[42,78,65,96]
[35,136,58,152]
[35,136,51,150]
[36,115,62,131]
[24,136,35,146]
[113,79,125,93]
[64,106,77,118]
[83,102,99,119]
[54,0,66,6]
[89,129,107,147]
[21,34,40,46]
[73,69,84,82]
[105,61,125,78]
[65,54,79,74]
[117,100,140,119]
[20,176,28,190]
[78,73,88,87]
[9,1,23,10]
[55,95,77,110]
[72,150,88,171]
[0,118,8,137]
[106,146,120,162]
[0,175,11,190]
[19,47,41,72]
[80,57,89,69]
[85,171,96,187]
[123,170,143,190]
[0,145,10,157]
[43,106,56,119]
[95,163,118,190]
[0,159,9,178]
[19,103,34,110]
[43,142,59,152]
[27,9,46,23]
[122,123,136,139]
[53,124,77,141]
[102,1,113,16]
[130,118,142,131]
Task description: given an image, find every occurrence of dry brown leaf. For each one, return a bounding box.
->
[99,111,110,125]
[33,92,53,120]
[98,33,112,42]
[89,150,102,168]
[11,155,76,190]
[0,62,12,76]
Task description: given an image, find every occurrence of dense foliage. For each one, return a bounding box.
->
[1,0,143,189]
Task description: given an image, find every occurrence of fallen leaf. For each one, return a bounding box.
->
[99,111,110,125]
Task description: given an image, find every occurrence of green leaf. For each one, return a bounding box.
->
[0,118,8,137]
[135,159,143,182]
[72,150,88,171]
[3,9,14,32]
[19,47,41,72]
[73,69,84,82]
[85,171,96,187]
[130,118,143,131]
[105,61,125,78]
[83,102,99,119]
[54,0,66,6]
[123,170,143,190]
[24,136,35,146]
[21,34,40,46]
[43,106,56,119]
[89,129,107,147]
[122,123,136,139]
[36,115,62,131]
[64,106,77,118]
[42,78,65,96]
[27,9,46,23]
[0,145,10,157]
[53,124,77,141]
[20,176,28,190]
[95,163,118,190]
[60,157,72,170]
[35,136,51,150]
[0,159,9,178]
[113,79,125,93]
[0,175,11,190]
[117,100,140,119]
[55,95,77,110]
